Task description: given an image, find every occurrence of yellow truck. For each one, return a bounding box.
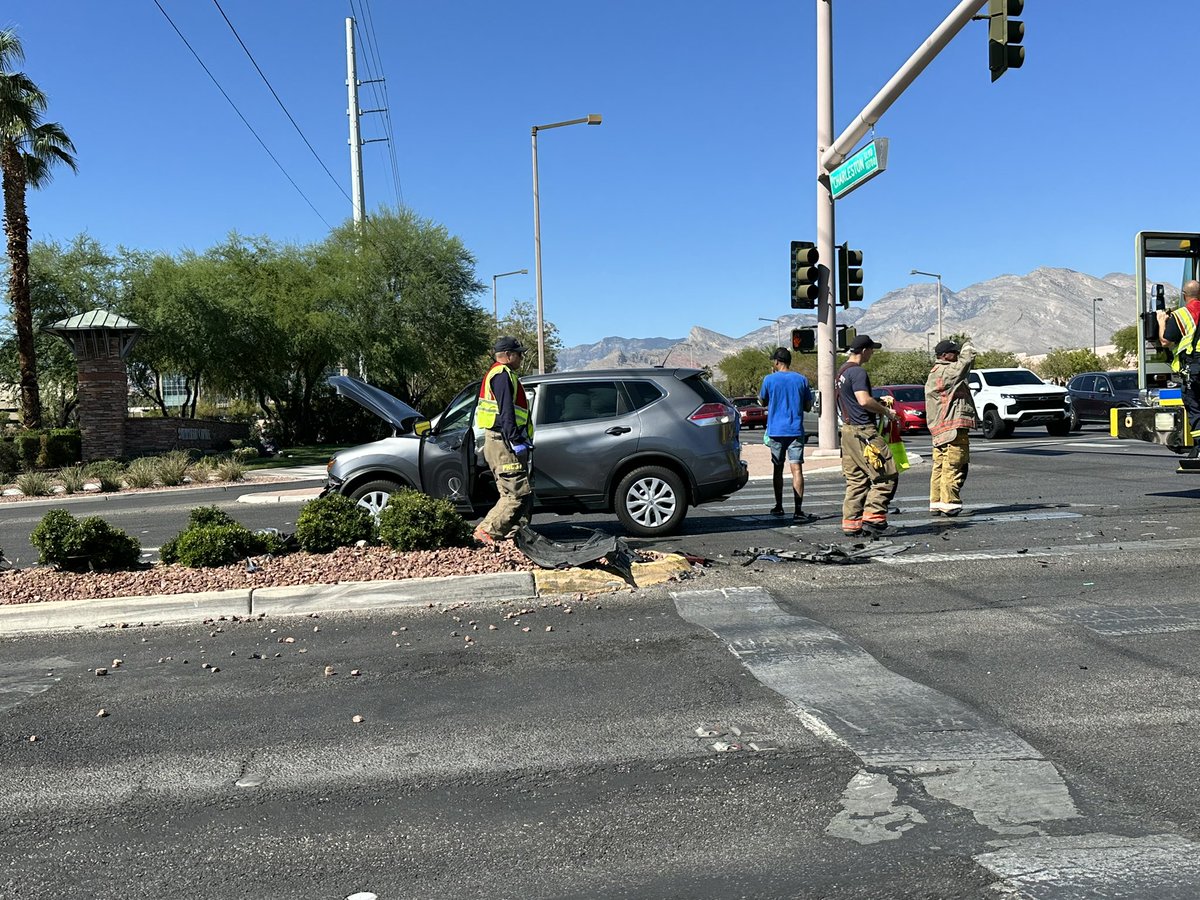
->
[1110,231,1200,471]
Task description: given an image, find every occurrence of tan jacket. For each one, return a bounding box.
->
[924,343,978,447]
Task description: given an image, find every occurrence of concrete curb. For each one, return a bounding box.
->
[532,553,692,595]
[237,487,322,505]
[0,573,541,637]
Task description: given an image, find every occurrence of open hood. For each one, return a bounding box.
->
[327,375,424,433]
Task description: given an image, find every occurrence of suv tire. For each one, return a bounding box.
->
[614,465,687,537]
[1069,407,1082,431]
[350,479,402,517]
[1046,419,1071,437]
[981,409,1010,440]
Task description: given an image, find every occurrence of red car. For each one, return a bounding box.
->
[871,385,928,433]
[732,396,767,430]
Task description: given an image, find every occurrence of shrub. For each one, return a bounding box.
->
[295,494,375,553]
[190,456,216,482]
[188,505,237,529]
[15,431,41,470]
[57,465,85,494]
[232,446,259,463]
[155,450,191,486]
[15,471,53,496]
[123,457,159,489]
[41,429,81,468]
[214,457,246,482]
[30,508,141,572]
[0,440,20,479]
[84,460,125,492]
[171,522,265,568]
[376,490,473,552]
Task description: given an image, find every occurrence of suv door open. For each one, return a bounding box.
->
[420,382,483,512]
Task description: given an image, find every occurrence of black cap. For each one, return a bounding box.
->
[934,339,960,356]
[849,334,882,352]
[493,336,528,354]
[770,347,791,365]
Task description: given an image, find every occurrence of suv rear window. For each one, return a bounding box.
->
[680,374,729,406]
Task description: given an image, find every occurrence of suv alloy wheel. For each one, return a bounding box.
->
[614,465,687,537]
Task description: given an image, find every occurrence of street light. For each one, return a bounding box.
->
[532,113,602,373]
[758,316,781,349]
[1092,297,1104,355]
[491,269,528,322]
[926,331,935,358]
[911,269,944,342]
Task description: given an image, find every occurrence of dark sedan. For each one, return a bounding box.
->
[1066,371,1144,430]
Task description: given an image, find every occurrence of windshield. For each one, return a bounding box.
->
[732,397,759,408]
[889,387,924,403]
[1109,373,1137,392]
[983,370,1043,387]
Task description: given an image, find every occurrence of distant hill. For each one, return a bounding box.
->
[557,267,1166,371]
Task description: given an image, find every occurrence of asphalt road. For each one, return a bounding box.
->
[4,424,1200,897]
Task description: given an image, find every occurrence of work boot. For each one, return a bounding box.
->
[863,522,898,538]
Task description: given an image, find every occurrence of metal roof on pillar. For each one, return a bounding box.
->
[45,309,142,359]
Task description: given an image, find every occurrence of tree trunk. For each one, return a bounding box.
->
[1,143,40,429]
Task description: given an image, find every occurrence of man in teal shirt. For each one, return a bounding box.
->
[758,347,815,521]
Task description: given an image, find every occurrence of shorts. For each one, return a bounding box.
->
[766,434,804,466]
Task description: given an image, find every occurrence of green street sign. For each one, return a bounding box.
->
[829,138,889,200]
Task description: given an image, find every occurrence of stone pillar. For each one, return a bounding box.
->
[76,342,128,462]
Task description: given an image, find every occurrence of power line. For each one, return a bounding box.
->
[211,0,352,205]
[151,0,333,230]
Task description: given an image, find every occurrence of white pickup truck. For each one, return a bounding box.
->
[967,367,1071,439]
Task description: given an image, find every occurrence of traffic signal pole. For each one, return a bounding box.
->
[813,0,988,454]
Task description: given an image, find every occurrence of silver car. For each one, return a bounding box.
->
[323,368,749,537]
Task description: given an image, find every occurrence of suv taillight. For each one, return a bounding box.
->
[688,403,732,426]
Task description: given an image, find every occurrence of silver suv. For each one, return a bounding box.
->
[323,368,749,537]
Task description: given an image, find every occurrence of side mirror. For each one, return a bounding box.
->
[1097,385,1112,395]
[969,383,979,392]
[414,420,432,436]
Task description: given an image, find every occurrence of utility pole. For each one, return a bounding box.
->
[814,0,838,455]
[345,17,365,226]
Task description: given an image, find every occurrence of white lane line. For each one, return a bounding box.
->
[876,537,1195,567]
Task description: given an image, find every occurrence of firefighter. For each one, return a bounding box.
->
[836,335,901,537]
[924,339,977,516]
[473,336,534,543]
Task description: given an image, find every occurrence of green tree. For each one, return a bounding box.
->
[1111,324,1138,358]
[492,299,561,377]
[864,350,932,386]
[716,346,773,397]
[1034,348,1103,383]
[974,348,1020,368]
[0,28,76,428]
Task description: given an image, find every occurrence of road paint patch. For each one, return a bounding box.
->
[0,656,74,714]
[1057,601,1200,636]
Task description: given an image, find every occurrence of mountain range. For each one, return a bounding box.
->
[557,267,1169,371]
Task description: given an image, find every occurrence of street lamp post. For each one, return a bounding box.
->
[1092,297,1104,355]
[491,269,528,322]
[532,114,602,374]
[758,317,782,349]
[926,331,935,358]
[911,269,944,342]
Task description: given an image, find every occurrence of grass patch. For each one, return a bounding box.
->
[243,444,347,471]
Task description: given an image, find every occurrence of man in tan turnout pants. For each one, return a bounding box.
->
[924,339,977,516]
[473,336,534,542]
[836,334,901,538]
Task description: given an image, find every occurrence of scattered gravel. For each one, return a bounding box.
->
[0,542,534,605]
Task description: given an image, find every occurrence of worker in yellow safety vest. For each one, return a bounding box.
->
[1157,280,1200,438]
[473,336,535,543]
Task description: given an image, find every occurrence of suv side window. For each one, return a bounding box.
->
[538,381,625,425]
[436,382,479,434]
[623,380,664,411]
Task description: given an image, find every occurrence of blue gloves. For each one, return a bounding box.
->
[511,443,531,455]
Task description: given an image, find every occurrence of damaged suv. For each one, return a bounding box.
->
[323,368,748,537]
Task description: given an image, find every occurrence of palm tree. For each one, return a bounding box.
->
[0,28,76,428]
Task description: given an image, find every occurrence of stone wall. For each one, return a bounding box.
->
[77,348,128,462]
[123,418,250,458]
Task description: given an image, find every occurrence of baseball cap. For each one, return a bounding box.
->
[934,340,961,356]
[770,347,792,365]
[849,334,882,352]
[493,336,528,354]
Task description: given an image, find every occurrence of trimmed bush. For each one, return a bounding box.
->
[15,431,40,470]
[15,471,53,496]
[57,465,85,494]
[30,508,141,572]
[214,457,246,482]
[376,490,473,552]
[155,450,191,486]
[295,494,375,554]
[171,522,264,568]
[84,460,125,492]
[123,457,159,489]
[188,505,238,529]
[232,446,259,463]
[0,440,20,479]
[41,429,81,468]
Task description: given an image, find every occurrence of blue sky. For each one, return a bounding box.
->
[4,2,1198,347]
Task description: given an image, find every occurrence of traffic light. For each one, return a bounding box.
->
[988,0,1024,82]
[836,326,857,352]
[791,327,816,354]
[836,244,864,308]
[790,240,820,310]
